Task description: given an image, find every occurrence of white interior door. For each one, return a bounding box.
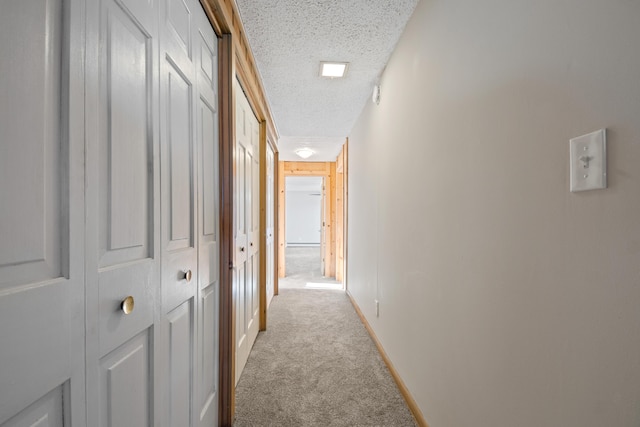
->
[0,0,85,425]
[234,79,261,385]
[85,0,219,425]
[195,6,220,426]
[1,0,219,425]
[320,177,327,274]
[266,145,275,306]
[160,0,220,425]
[84,0,159,424]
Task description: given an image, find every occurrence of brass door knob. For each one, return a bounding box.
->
[184,270,192,282]
[121,296,135,315]
[240,247,245,252]
[250,242,253,247]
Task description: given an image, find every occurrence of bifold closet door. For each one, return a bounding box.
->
[266,145,276,306]
[0,1,85,425]
[194,5,221,426]
[234,80,261,385]
[159,0,220,425]
[84,0,220,424]
[84,0,160,424]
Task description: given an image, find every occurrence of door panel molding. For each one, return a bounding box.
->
[99,330,151,427]
[2,382,67,427]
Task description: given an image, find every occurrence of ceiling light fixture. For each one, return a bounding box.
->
[295,147,314,159]
[320,61,349,78]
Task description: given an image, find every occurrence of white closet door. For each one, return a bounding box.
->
[266,144,276,307]
[0,0,85,425]
[159,0,220,425]
[234,79,261,385]
[159,0,198,425]
[84,0,219,424]
[2,0,220,425]
[195,6,220,426]
[84,0,160,424]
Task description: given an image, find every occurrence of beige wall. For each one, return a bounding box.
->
[347,1,640,426]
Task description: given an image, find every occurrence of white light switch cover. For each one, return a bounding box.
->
[570,129,607,192]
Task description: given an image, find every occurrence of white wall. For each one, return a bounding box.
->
[347,1,640,426]
[286,177,322,245]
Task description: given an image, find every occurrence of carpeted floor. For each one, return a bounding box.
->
[280,246,343,290]
[233,288,417,426]
[284,246,323,277]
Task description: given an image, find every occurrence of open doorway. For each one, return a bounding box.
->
[276,159,347,290]
[279,174,342,290]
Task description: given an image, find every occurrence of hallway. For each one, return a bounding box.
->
[2,0,639,426]
[233,285,416,426]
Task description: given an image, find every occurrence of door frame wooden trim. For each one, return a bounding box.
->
[199,0,223,35]
[336,149,344,283]
[343,140,349,290]
[259,121,267,331]
[273,150,280,296]
[218,33,235,427]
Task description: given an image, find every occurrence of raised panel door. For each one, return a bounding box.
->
[166,301,193,427]
[233,80,248,385]
[98,331,151,427]
[195,7,220,426]
[84,0,159,423]
[1,384,66,427]
[160,1,220,425]
[234,79,260,385]
[159,0,198,420]
[160,0,198,311]
[194,5,220,427]
[248,122,260,335]
[266,145,275,306]
[0,0,85,424]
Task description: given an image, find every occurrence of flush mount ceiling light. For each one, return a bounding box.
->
[295,147,314,159]
[320,61,349,78]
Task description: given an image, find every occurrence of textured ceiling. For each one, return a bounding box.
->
[235,0,419,161]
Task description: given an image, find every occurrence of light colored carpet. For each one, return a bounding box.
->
[284,246,323,277]
[281,246,342,290]
[233,289,417,427]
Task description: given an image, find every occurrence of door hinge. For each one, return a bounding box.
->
[228,261,233,270]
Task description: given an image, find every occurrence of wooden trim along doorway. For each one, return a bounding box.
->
[218,33,235,427]
[278,159,346,280]
[335,142,347,283]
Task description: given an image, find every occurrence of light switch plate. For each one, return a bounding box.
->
[570,129,607,192]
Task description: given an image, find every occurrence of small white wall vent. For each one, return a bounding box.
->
[372,84,381,105]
